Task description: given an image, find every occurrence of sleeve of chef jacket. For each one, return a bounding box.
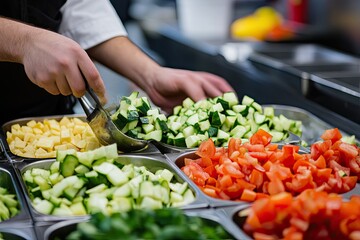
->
[58,0,128,50]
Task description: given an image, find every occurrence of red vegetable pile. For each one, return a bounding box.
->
[181,128,360,202]
[243,190,360,240]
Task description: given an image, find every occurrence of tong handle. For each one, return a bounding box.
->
[78,73,103,117]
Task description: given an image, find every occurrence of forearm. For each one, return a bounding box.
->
[86,36,160,90]
[0,17,35,63]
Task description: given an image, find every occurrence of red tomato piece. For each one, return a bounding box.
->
[321,128,342,143]
[196,138,216,158]
[250,129,273,146]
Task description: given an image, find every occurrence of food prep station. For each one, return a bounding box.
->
[1,2,360,239]
[0,106,359,239]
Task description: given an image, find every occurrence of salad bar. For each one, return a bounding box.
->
[0,92,359,240]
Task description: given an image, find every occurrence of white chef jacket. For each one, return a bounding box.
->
[58,0,128,50]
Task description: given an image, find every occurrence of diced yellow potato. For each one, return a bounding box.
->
[36,137,54,150]
[66,143,78,150]
[24,133,36,143]
[7,117,100,158]
[34,147,47,156]
[43,125,50,133]
[42,131,51,137]
[9,141,15,151]
[23,152,36,158]
[49,136,61,145]
[66,122,75,129]
[73,125,86,135]
[59,117,71,126]
[23,144,36,154]
[12,129,25,140]
[50,129,60,136]
[48,119,60,131]
[11,124,21,131]
[60,128,71,142]
[14,137,26,149]
[21,126,33,133]
[35,151,55,158]
[73,118,84,125]
[73,139,86,149]
[34,122,44,129]
[27,120,37,128]
[54,144,68,151]
[33,128,43,135]
[13,149,24,156]
[6,132,13,142]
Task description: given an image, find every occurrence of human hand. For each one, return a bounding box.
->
[145,67,234,113]
[22,28,107,102]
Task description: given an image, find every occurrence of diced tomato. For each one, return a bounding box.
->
[241,189,257,202]
[250,129,272,146]
[339,142,358,161]
[253,232,278,240]
[228,138,241,157]
[267,177,285,195]
[321,128,342,143]
[329,160,351,176]
[313,155,326,169]
[196,138,216,158]
[203,164,217,178]
[203,187,219,198]
[250,169,264,189]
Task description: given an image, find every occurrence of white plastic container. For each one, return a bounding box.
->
[177,0,234,40]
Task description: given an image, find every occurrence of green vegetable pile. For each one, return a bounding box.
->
[0,186,19,221]
[111,91,302,148]
[65,208,234,240]
[23,144,194,216]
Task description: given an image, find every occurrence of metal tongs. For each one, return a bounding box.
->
[78,86,148,152]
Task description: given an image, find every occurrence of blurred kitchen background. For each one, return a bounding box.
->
[80,0,360,137]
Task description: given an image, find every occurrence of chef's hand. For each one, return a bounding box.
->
[22,28,107,102]
[145,67,234,113]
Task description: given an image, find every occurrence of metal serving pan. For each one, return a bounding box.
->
[248,44,359,68]
[0,226,37,240]
[42,208,247,240]
[0,164,32,227]
[217,187,360,240]
[166,149,360,208]
[263,104,359,144]
[154,104,358,154]
[1,114,159,161]
[165,151,246,208]
[13,154,208,222]
[0,139,7,163]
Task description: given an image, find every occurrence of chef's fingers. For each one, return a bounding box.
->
[43,81,60,95]
[77,55,106,103]
[197,72,234,95]
[63,63,86,98]
[56,75,72,96]
[179,75,207,102]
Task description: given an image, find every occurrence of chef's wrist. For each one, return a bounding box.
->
[133,60,161,91]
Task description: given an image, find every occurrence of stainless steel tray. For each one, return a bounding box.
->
[1,114,159,161]
[156,104,358,154]
[248,44,359,68]
[263,104,359,144]
[0,226,37,240]
[13,154,208,222]
[166,150,360,208]
[216,204,254,240]
[0,163,32,227]
[0,139,7,163]
[165,151,247,208]
[42,208,247,240]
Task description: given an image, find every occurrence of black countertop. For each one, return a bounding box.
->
[142,25,360,139]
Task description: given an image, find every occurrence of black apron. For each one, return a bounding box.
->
[0,0,76,126]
